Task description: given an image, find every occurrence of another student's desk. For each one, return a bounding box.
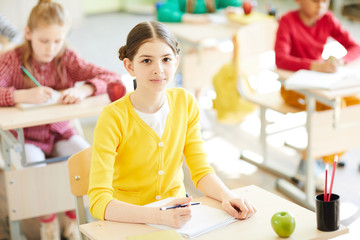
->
[79,185,348,240]
[0,94,110,240]
[275,59,360,209]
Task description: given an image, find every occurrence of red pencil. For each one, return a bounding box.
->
[324,164,328,201]
[327,155,338,202]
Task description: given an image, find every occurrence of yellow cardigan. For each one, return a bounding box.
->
[88,88,215,220]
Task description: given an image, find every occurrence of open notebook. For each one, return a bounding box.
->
[16,90,61,110]
[284,67,360,90]
[146,198,237,239]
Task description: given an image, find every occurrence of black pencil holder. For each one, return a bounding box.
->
[315,193,340,231]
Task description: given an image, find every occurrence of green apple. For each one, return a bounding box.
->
[271,211,296,238]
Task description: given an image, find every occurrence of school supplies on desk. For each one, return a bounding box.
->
[145,198,236,238]
[160,202,200,210]
[20,65,41,87]
[126,230,184,240]
[16,89,61,110]
[327,155,338,202]
[284,67,360,90]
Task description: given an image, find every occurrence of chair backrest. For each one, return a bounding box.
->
[236,19,278,76]
[68,147,92,239]
[234,19,301,115]
[234,19,279,96]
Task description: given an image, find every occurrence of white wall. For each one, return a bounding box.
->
[0,0,83,31]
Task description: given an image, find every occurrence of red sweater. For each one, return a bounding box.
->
[0,47,122,154]
[275,10,360,71]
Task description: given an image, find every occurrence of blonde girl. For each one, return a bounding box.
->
[0,0,124,239]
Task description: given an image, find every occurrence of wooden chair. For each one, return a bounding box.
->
[68,147,92,240]
[234,19,303,180]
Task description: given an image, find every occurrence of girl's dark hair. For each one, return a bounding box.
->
[118,21,180,61]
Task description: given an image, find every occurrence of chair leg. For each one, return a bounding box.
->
[259,106,267,163]
[75,196,88,240]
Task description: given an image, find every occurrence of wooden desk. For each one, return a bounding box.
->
[274,58,360,209]
[0,94,110,240]
[165,21,237,45]
[79,185,348,240]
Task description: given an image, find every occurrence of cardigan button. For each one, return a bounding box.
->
[155,195,161,200]
[158,170,164,175]
[158,142,164,147]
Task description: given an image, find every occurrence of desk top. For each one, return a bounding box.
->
[79,185,348,240]
[165,22,238,44]
[0,94,110,130]
[275,58,360,100]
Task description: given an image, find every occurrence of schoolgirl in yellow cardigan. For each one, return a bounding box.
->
[88,21,256,228]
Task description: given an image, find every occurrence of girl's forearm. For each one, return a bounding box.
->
[196,173,234,202]
[104,199,162,225]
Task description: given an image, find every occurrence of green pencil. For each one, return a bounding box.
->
[20,66,41,87]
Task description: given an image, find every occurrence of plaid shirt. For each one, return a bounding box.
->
[0,47,122,154]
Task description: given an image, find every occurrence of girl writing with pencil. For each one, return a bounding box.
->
[88,21,256,228]
[0,0,124,239]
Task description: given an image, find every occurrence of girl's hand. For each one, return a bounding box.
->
[13,86,53,104]
[327,56,344,67]
[221,193,257,220]
[58,84,94,104]
[159,197,193,228]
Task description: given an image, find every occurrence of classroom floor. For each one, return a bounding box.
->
[1,1,360,239]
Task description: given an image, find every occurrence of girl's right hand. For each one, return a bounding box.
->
[310,60,337,73]
[13,86,53,104]
[159,197,193,228]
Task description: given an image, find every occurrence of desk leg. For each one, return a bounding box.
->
[9,220,24,240]
[276,96,316,210]
[16,128,27,167]
[1,136,27,239]
[1,133,12,171]
[304,96,316,203]
[240,105,295,182]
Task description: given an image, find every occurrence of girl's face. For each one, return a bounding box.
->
[25,24,67,63]
[296,0,329,22]
[124,39,179,94]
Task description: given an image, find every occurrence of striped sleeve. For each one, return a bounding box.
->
[0,50,19,106]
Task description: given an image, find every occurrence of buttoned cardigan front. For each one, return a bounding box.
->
[88,88,215,220]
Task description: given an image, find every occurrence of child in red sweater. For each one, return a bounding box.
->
[275,0,360,183]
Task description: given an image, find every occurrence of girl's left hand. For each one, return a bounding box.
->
[58,84,95,104]
[58,87,86,104]
[221,193,257,220]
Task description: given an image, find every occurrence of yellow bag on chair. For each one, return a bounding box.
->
[212,34,257,124]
